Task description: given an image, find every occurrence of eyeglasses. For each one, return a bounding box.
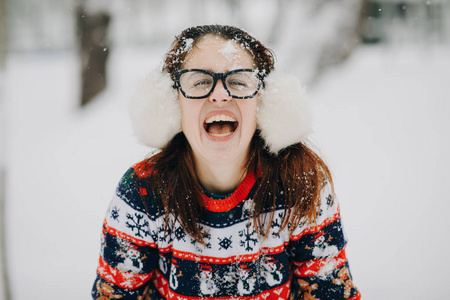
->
[174,69,264,99]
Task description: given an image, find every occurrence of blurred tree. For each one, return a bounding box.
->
[0,0,11,298]
[0,0,6,68]
[271,0,370,85]
[267,0,289,45]
[227,0,245,28]
[312,0,370,82]
[361,0,448,44]
[76,3,110,107]
[0,166,10,300]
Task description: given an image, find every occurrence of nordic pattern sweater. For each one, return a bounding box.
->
[92,162,361,299]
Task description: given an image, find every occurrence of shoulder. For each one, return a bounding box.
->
[114,160,160,217]
[132,159,154,180]
[315,179,338,222]
[289,179,342,242]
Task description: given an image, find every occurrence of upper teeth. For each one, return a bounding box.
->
[205,115,236,124]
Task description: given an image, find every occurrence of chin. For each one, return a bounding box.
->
[202,141,244,164]
[198,134,251,165]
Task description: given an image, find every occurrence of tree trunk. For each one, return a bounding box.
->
[267,0,289,46]
[0,169,11,300]
[310,0,370,85]
[0,0,6,69]
[0,0,11,298]
[76,6,111,107]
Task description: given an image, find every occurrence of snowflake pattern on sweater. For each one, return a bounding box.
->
[92,162,361,300]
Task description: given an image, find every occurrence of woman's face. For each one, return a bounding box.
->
[179,35,258,167]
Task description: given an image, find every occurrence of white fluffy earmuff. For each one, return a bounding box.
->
[129,69,181,149]
[129,69,312,154]
[257,71,312,154]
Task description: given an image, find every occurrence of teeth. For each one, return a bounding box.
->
[209,132,234,137]
[205,114,236,124]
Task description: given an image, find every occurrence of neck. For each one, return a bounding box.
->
[194,156,248,195]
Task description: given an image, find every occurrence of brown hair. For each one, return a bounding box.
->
[141,25,333,244]
[163,24,275,77]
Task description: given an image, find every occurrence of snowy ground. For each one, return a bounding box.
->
[3,44,450,299]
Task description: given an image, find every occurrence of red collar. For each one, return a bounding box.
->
[201,171,256,212]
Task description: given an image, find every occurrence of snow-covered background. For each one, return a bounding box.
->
[2,1,450,299]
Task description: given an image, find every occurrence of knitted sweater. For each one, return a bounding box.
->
[92,162,360,299]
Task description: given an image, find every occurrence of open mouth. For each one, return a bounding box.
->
[204,114,238,137]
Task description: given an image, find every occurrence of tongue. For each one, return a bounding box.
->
[208,122,235,135]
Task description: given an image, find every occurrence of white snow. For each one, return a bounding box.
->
[183,38,194,53]
[219,40,239,61]
[309,45,450,299]
[3,43,450,300]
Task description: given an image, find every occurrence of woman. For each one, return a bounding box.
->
[92,25,360,300]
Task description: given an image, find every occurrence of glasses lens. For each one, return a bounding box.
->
[179,71,214,98]
[225,71,260,98]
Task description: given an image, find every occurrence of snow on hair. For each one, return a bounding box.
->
[257,71,312,154]
[129,69,181,149]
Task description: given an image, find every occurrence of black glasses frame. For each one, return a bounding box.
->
[174,68,264,99]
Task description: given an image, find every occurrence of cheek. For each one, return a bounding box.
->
[180,98,202,133]
[179,99,190,131]
[241,100,258,130]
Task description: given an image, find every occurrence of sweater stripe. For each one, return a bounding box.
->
[349,291,362,300]
[172,243,286,264]
[152,269,292,300]
[292,247,347,277]
[290,207,340,241]
[97,256,152,289]
[103,219,157,248]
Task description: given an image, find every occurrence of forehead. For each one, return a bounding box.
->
[182,35,255,71]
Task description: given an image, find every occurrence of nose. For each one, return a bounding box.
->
[209,79,231,103]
